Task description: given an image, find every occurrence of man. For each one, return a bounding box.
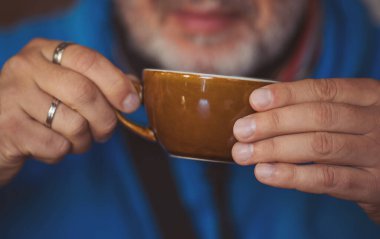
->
[0,0,379,238]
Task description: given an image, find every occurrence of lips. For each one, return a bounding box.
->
[170,9,240,34]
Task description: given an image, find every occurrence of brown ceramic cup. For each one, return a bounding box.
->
[116,69,275,163]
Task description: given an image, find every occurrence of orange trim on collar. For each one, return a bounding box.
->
[276,0,322,82]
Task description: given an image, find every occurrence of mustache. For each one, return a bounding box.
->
[156,0,257,17]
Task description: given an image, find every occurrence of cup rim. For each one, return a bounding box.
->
[144,68,277,83]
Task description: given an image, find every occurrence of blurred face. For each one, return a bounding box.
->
[116,0,307,76]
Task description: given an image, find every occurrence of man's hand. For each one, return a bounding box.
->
[232,78,380,223]
[0,38,141,186]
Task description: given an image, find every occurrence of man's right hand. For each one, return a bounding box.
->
[0,38,141,186]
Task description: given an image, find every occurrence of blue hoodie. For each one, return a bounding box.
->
[0,0,379,238]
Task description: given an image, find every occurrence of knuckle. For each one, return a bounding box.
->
[71,79,98,106]
[0,113,23,134]
[361,78,379,92]
[107,76,130,99]
[45,141,71,165]
[311,79,338,101]
[0,122,25,165]
[281,83,297,103]
[2,82,19,99]
[70,47,98,74]
[0,116,11,130]
[26,38,47,48]
[53,139,71,158]
[321,166,338,189]
[337,174,356,192]
[253,139,276,163]
[0,145,23,166]
[263,138,277,161]
[313,103,336,128]
[281,165,297,183]
[270,110,281,130]
[289,166,297,182]
[311,132,335,157]
[360,203,380,223]
[40,136,70,164]
[365,173,380,202]
[3,55,29,76]
[361,203,377,214]
[67,115,89,139]
[99,114,117,137]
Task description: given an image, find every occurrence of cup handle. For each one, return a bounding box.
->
[115,78,157,142]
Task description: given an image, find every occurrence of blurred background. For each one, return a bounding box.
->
[0,0,74,27]
[1,0,379,27]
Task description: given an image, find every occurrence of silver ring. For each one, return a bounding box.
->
[52,42,73,65]
[48,42,70,127]
[45,98,61,128]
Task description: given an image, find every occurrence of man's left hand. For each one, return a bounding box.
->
[232,78,380,224]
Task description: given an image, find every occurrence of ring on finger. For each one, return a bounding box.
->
[47,42,72,127]
[45,98,61,128]
[52,42,73,65]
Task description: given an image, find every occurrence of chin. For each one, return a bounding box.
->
[124,14,264,76]
[116,0,307,76]
[148,29,259,76]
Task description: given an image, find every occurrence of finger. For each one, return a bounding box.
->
[232,133,378,167]
[38,39,140,112]
[233,102,378,143]
[254,163,377,203]
[0,111,71,165]
[0,141,24,186]
[0,162,23,186]
[18,119,72,164]
[26,54,118,141]
[250,78,380,111]
[19,85,93,153]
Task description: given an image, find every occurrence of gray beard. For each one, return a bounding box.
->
[117,0,307,76]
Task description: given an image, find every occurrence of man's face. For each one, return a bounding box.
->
[116,0,307,76]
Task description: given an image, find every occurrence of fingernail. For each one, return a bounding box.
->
[234,118,256,139]
[233,143,254,162]
[123,93,140,113]
[250,88,273,108]
[255,164,275,179]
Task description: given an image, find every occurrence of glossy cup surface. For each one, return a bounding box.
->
[144,69,274,163]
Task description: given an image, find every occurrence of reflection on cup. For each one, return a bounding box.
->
[117,69,275,163]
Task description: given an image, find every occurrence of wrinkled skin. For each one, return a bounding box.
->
[232,78,380,224]
[0,0,307,185]
[116,0,307,75]
[0,0,379,226]
[0,39,140,185]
